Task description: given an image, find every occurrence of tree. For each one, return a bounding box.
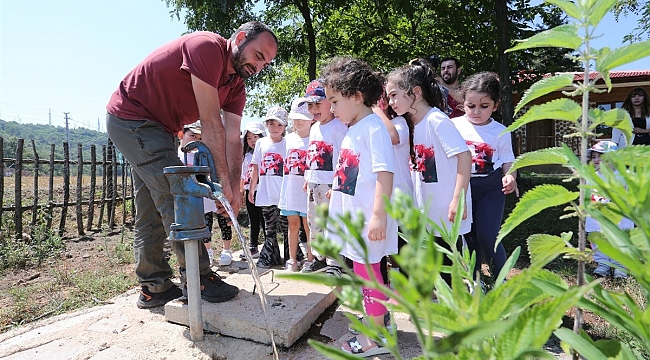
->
[614,0,650,42]
[163,0,580,118]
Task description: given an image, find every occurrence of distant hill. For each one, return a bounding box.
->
[0,119,110,161]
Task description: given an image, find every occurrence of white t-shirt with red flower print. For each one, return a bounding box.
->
[392,116,415,199]
[327,113,398,264]
[450,115,515,177]
[241,152,254,190]
[279,133,310,213]
[412,107,472,236]
[251,137,286,207]
[304,118,348,185]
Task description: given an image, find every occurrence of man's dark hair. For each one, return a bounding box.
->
[440,56,461,68]
[232,21,278,47]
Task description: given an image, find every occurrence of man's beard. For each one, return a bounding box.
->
[232,42,255,79]
[442,72,458,85]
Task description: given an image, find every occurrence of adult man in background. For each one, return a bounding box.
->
[106,21,278,309]
[440,56,465,118]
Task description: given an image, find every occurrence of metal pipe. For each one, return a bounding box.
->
[185,239,203,341]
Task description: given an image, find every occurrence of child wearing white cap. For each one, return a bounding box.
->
[240,121,267,259]
[279,98,315,271]
[249,106,289,268]
[587,141,633,279]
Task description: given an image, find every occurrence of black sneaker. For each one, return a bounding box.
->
[197,270,239,303]
[136,285,183,309]
[326,265,343,277]
[301,258,328,273]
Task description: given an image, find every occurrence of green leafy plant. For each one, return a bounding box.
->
[498,0,650,357]
[281,190,600,359]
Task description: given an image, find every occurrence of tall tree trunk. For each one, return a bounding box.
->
[296,0,317,80]
[495,0,514,127]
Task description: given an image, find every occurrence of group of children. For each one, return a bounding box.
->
[238,57,520,357]
[179,55,629,357]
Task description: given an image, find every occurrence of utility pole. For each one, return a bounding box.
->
[97,117,100,132]
[49,109,52,125]
[64,112,70,144]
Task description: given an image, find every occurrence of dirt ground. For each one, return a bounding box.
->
[0,227,626,359]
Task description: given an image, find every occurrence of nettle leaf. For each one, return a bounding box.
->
[554,328,609,360]
[597,40,650,78]
[508,148,570,174]
[588,0,618,26]
[496,285,594,358]
[506,24,581,53]
[527,234,569,267]
[588,107,633,142]
[506,98,581,133]
[497,185,579,244]
[514,74,575,114]
[546,0,582,21]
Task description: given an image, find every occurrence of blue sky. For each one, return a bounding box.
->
[1,0,648,131]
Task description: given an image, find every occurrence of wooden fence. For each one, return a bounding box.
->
[0,137,134,240]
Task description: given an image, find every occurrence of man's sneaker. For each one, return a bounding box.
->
[240,248,260,260]
[593,263,611,277]
[256,260,272,269]
[613,268,629,279]
[219,250,233,266]
[326,265,343,277]
[194,270,239,303]
[348,312,397,335]
[285,259,299,272]
[136,285,183,309]
[301,258,328,273]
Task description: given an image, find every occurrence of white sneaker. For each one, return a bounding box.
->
[285,259,299,272]
[219,250,233,266]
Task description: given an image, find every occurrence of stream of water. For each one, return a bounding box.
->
[214,192,279,360]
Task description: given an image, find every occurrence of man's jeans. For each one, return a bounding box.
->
[106,113,211,293]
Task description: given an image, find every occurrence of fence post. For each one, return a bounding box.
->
[76,143,85,236]
[98,145,107,229]
[58,142,70,237]
[15,139,24,240]
[30,140,40,237]
[46,144,55,232]
[87,145,96,231]
[0,137,4,233]
[121,156,127,226]
[108,142,117,230]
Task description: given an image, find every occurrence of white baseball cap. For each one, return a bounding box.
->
[265,106,288,126]
[288,97,314,121]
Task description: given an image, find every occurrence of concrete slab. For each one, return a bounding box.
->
[164,271,337,347]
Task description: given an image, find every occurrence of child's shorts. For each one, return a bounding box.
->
[280,209,307,217]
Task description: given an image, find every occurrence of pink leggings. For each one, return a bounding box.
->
[353,261,388,317]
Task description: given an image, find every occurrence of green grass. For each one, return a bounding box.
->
[0,266,136,331]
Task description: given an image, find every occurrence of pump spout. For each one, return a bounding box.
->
[182,141,222,197]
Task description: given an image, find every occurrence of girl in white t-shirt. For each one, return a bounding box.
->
[322,57,396,357]
[249,107,289,268]
[280,98,315,271]
[386,59,472,287]
[451,72,517,282]
[239,121,266,260]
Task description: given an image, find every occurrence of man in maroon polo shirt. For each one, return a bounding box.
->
[440,56,465,118]
[106,21,278,309]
